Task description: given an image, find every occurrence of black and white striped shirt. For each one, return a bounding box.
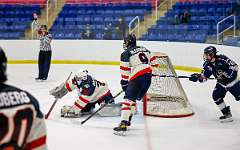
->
[39,34,52,51]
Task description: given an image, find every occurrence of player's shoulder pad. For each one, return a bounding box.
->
[0,84,44,118]
[26,92,44,118]
[139,46,149,52]
[86,74,93,81]
[217,54,228,60]
[120,50,130,62]
[203,61,209,68]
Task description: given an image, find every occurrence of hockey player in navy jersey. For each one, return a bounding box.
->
[0,47,47,149]
[189,46,240,123]
[113,34,156,135]
[49,69,118,117]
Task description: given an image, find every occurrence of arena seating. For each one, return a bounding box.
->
[223,36,240,47]
[66,0,157,6]
[142,0,236,43]
[51,2,152,39]
[0,0,45,5]
[0,0,45,39]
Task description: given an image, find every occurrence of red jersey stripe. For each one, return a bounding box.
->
[65,82,72,91]
[120,66,131,71]
[121,102,131,106]
[98,90,111,102]
[25,136,46,150]
[150,56,157,62]
[130,67,152,81]
[79,96,90,103]
[74,102,84,110]
[121,107,131,110]
[121,75,129,79]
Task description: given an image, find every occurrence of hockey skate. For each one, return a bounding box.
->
[113,120,130,136]
[219,106,233,123]
[60,105,83,118]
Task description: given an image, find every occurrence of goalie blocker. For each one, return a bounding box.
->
[49,70,121,117]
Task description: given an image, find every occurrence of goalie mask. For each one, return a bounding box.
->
[123,34,136,50]
[0,47,7,82]
[74,69,88,83]
[203,46,217,62]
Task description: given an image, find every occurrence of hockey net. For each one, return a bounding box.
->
[143,52,194,118]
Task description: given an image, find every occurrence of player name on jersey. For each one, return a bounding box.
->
[129,47,148,55]
[0,91,30,108]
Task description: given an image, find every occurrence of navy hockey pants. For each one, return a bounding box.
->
[38,51,52,79]
[124,73,152,101]
[212,81,240,104]
[81,92,113,113]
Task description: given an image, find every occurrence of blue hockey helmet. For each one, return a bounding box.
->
[0,46,7,82]
[204,46,217,56]
[123,34,136,50]
[203,46,218,62]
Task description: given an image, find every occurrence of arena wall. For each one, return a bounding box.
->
[0,40,239,72]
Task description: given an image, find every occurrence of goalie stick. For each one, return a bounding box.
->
[152,74,215,79]
[45,72,72,119]
[80,90,123,125]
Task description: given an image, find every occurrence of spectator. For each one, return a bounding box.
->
[115,17,127,39]
[31,13,41,39]
[182,10,191,23]
[82,24,95,39]
[103,23,113,40]
[36,25,53,81]
[173,14,181,25]
[173,10,191,24]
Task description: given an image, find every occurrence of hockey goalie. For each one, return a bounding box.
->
[49,69,120,117]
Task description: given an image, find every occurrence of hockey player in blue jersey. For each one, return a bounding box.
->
[113,34,156,135]
[0,47,47,149]
[189,46,240,123]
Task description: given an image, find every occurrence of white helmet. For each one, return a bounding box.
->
[74,69,88,81]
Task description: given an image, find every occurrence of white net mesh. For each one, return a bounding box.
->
[144,53,194,117]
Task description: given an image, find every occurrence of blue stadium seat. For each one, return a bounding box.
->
[51,2,151,39]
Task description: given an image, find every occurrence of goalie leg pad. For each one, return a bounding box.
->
[97,103,121,117]
[61,105,82,117]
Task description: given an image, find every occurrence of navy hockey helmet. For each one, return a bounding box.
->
[203,46,218,62]
[0,46,7,82]
[123,34,136,50]
[204,46,217,56]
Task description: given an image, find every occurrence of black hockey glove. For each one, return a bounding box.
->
[189,73,201,82]
[104,94,115,104]
[120,80,128,92]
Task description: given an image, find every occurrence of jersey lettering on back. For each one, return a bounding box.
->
[0,83,44,150]
[120,46,152,81]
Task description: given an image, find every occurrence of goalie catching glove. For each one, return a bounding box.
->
[49,82,68,99]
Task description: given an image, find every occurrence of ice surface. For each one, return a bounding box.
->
[6,64,240,150]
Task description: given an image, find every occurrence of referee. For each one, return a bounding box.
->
[36,25,52,81]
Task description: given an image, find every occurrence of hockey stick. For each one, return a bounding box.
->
[152,74,215,79]
[45,98,58,119]
[45,72,73,119]
[81,90,123,125]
